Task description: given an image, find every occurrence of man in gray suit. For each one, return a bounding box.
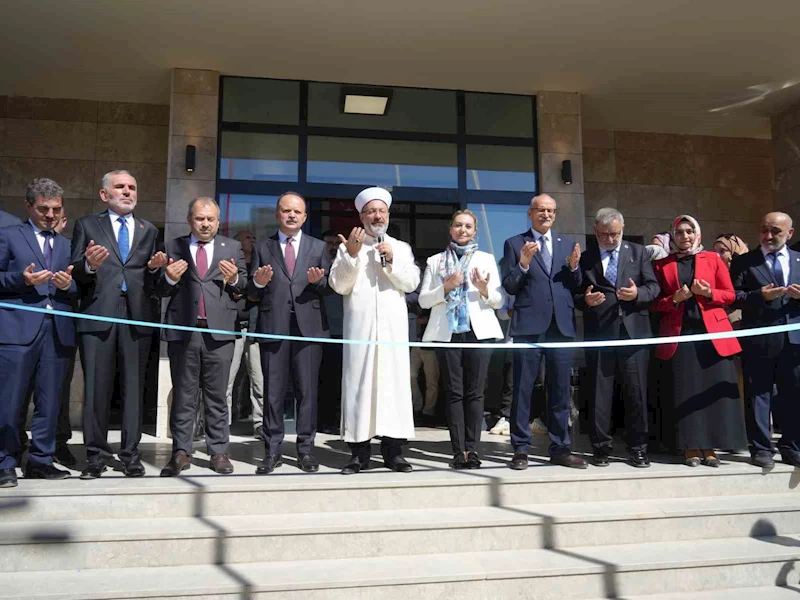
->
[0,210,21,228]
[159,197,247,476]
[249,191,332,474]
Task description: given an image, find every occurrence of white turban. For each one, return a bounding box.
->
[355,187,392,213]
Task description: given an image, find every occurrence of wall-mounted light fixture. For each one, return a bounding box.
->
[340,86,393,116]
[185,145,196,173]
[561,159,572,185]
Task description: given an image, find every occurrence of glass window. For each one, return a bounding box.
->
[218,194,279,240]
[221,78,299,125]
[308,83,457,134]
[466,145,536,192]
[467,203,529,263]
[220,132,298,181]
[465,93,534,138]
[307,137,458,188]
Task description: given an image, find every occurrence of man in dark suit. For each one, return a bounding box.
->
[502,194,585,469]
[576,208,660,468]
[0,210,21,228]
[731,211,800,469]
[71,170,167,479]
[0,179,76,487]
[249,192,331,474]
[159,197,247,476]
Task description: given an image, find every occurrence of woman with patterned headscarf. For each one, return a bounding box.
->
[651,215,747,467]
[713,233,749,269]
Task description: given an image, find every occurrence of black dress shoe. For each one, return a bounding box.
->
[298,454,319,473]
[25,462,71,480]
[509,452,529,470]
[630,450,651,468]
[466,452,482,469]
[592,452,610,467]
[752,454,775,469]
[385,455,413,473]
[160,451,191,477]
[341,456,365,475]
[54,443,77,469]
[450,453,469,470]
[122,457,146,478]
[781,453,800,468]
[551,453,588,469]
[80,462,107,480]
[0,469,18,488]
[256,454,283,475]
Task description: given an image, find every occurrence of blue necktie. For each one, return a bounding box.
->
[40,230,54,271]
[770,252,785,287]
[605,250,618,287]
[117,216,129,292]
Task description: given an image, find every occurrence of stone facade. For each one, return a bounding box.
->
[0,95,169,427]
[583,129,774,246]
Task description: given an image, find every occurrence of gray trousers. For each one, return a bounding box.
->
[225,327,264,428]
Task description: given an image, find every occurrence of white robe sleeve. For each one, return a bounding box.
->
[329,244,360,296]
[385,240,420,293]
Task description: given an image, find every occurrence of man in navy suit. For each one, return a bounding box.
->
[249,192,332,474]
[731,211,800,469]
[0,179,76,487]
[0,210,21,229]
[502,194,586,469]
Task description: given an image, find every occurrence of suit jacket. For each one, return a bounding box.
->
[0,223,77,346]
[0,210,21,229]
[70,211,161,333]
[419,250,506,342]
[576,242,660,340]
[247,232,331,339]
[651,251,740,360]
[160,235,247,342]
[730,246,800,356]
[501,230,582,338]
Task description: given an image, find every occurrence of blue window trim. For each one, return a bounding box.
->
[216,76,539,209]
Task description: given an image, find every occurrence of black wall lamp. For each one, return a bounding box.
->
[561,160,572,185]
[185,145,196,173]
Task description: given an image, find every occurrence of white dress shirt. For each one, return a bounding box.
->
[254,229,303,288]
[85,209,135,274]
[762,245,790,287]
[166,235,222,286]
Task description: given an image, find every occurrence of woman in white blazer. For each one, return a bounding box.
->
[419,210,506,469]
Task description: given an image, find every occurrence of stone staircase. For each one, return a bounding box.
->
[0,431,799,599]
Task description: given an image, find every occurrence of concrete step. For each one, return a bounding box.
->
[0,459,795,522]
[1,493,798,573]
[2,535,799,599]
[612,588,800,600]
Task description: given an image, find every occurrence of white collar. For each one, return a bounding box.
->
[762,245,788,259]
[278,229,302,244]
[603,245,621,256]
[108,209,132,222]
[27,219,52,235]
[190,235,215,246]
[531,228,551,243]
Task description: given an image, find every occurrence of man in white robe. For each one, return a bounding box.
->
[330,187,420,474]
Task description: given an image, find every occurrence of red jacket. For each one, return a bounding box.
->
[651,251,741,360]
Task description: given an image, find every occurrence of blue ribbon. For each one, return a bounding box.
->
[1,301,798,350]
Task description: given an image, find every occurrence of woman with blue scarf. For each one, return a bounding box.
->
[419,210,506,468]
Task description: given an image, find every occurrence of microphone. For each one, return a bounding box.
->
[375,226,387,267]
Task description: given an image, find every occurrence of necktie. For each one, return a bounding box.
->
[538,235,552,274]
[196,242,208,319]
[117,216,129,292]
[40,230,53,271]
[285,236,296,277]
[770,252,785,287]
[605,250,618,287]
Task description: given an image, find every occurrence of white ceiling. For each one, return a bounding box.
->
[1,0,798,138]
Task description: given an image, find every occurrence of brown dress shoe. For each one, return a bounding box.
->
[160,451,191,477]
[211,454,234,475]
[551,453,588,469]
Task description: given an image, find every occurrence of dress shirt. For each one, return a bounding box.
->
[28,220,68,299]
[601,245,621,279]
[761,245,790,287]
[85,209,135,274]
[166,235,238,286]
[254,229,303,288]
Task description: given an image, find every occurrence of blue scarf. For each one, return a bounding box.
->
[439,240,478,334]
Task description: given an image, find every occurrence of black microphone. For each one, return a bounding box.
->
[376,232,387,267]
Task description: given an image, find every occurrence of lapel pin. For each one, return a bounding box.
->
[557,238,562,242]
[139,224,144,230]
[221,242,225,247]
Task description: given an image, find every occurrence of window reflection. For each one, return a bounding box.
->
[218,194,279,240]
[220,132,298,181]
[467,203,528,263]
[466,145,536,192]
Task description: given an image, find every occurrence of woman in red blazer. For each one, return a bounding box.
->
[651,215,747,467]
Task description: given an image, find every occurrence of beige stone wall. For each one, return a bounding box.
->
[583,130,774,247]
[0,96,169,236]
[773,105,800,225]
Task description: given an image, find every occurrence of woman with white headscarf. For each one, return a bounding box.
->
[651,215,747,467]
